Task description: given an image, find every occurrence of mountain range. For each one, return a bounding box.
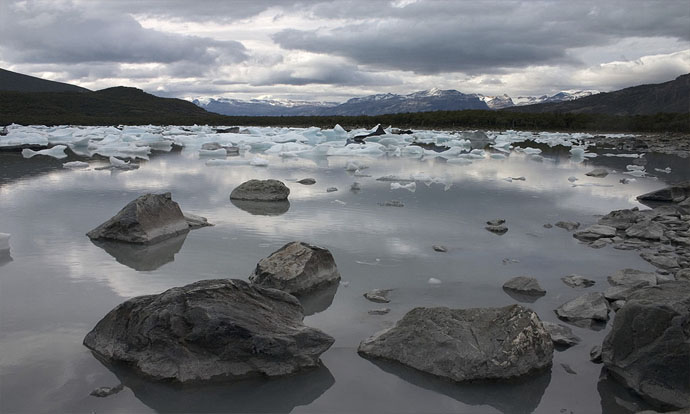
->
[193,88,600,117]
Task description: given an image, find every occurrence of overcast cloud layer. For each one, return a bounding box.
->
[0,0,688,102]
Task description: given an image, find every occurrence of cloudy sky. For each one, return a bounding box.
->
[1,0,688,102]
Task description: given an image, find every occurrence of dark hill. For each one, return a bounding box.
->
[0,68,91,93]
[505,74,690,116]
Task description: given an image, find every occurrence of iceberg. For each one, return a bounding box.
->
[22,145,68,159]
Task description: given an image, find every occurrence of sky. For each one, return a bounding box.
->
[0,0,689,103]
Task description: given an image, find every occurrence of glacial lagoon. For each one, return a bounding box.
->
[1,125,688,413]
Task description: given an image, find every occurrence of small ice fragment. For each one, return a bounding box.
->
[522,147,542,155]
[249,157,269,167]
[654,167,671,174]
[109,156,127,167]
[332,199,346,205]
[339,281,350,287]
[568,176,578,182]
[22,145,68,159]
[390,182,416,192]
[428,277,442,285]
[0,233,10,251]
[63,161,89,169]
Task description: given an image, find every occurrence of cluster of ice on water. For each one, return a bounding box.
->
[0,124,629,166]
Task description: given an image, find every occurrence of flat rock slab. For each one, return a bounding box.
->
[542,321,580,347]
[249,241,341,295]
[358,304,553,382]
[602,281,690,410]
[503,276,546,296]
[607,268,657,287]
[555,221,580,231]
[561,274,595,288]
[625,220,665,240]
[83,279,334,382]
[86,192,210,244]
[364,289,392,303]
[573,225,617,241]
[230,179,290,201]
[555,292,610,326]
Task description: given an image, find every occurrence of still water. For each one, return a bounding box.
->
[0,145,686,413]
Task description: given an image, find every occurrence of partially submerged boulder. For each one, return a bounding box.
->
[542,321,580,348]
[86,193,211,244]
[637,181,690,203]
[502,276,546,296]
[249,242,341,295]
[83,279,334,382]
[555,292,610,326]
[230,179,290,201]
[358,304,553,382]
[602,281,690,410]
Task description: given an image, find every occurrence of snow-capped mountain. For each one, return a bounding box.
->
[193,89,600,116]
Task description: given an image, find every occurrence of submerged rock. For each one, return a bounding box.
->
[83,279,334,382]
[502,276,546,296]
[297,178,316,185]
[358,304,553,382]
[90,384,124,398]
[485,225,508,235]
[602,281,690,410]
[230,179,290,201]
[363,289,392,303]
[555,221,580,231]
[249,241,341,295]
[555,292,610,326]
[585,168,609,178]
[561,274,595,288]
[86,193,211,244]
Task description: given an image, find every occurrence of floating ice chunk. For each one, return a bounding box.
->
[626,165,645,171]
[569,147,586,161]
[522,147,542,155]
[198,148,227,158]
[332,199,347,205]
[603,153,640,158]
[0,233,10,251]
[470,149,485,156]
[624,169,647,177]
[391,182,416,192]
[401,145,424,158]
[109,156,128,167]
[249,157,269,167]
[428,277,442,285]
[378,137,402,147]
[457,153,485,160]
[63,161,89,169]
[376,174,414,182]
[654,167,671,174]
[568,176,578,182]
[491,153,507,160]
[345,160,368,171]
[22,145,68,159]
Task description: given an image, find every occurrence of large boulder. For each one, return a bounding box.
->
[230,179,290,201]
[602,282,690,410]
[637,182,690,203]
[83,279,334,382]
[249,242,341,295]
[358,304,553,382]
[86,193,210,244]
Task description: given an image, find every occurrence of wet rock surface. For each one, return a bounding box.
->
[542,321,580,348]
[230,179,290,201]
[358,304,553,382]
[561,274,595,288]
[502,276,546,296]
[83,279,335,382]
[249,241,341,295]
[363,289,392,303]
[555,292,610,326]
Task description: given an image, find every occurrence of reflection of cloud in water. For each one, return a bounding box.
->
[96,354,335,414]
[298,282,339,316]
[91,233,188,271]
[363,357,551,414]
[231,199,290,216]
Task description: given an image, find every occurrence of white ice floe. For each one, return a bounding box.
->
[655,167,671,174]
[602,153,641,158]
[63,161,90,169]
[391,182,416,192]
[0,233,10,251]
[345,160,368,171]
[22,145,68,159]
[428,277,442,285]
[249,157,269,167]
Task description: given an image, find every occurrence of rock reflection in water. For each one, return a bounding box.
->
[501,288,542,303]
[91,233,188,271]
[231,199,290,216]
[298,282,339,316]
[363,357,551,414]
[597,368,653,413]
[96,355,335,413]
[0,250,12,267]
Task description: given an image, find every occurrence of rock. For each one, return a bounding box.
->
[608,268,657,287]
[555,292,610,326]
[379,200,404,207]
[604,282,649,302]
[676,268,690,281]
[214,127,240,134]
[611,300,626,312]
[573,224,617,241]
[590,238,613,249]
[486,218,506,226]
[555,221,580,231]
[230,179,290,201]
[368,308,390,315]
[637,181,690,203]
[625,220,665,240]
[590,346,603,363]
[249,242,341,295]
[543,223,553,228]
[357,304,553,382]
[350,182,361,192]
[503,276,546,296]
[485,225,508,235]
[364,289,392,303]
[585,168,609,178]
[598,208,641,230]
[183,212,212,229]
[561,274,595,288]
[542,321,580,347]
[432,245,448,252]
[86,193,210,244]
[83,279,334,382]
[326,187,338,193]
[561,363,577,375]
[640,252,680,269]
[602,281,690,409]
[297,178,316,185]
[90,384,124,397]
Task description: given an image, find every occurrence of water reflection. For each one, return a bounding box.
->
[90,233,188,271]
[0,250,12,267]
[597,368,652,413]
[502,288,542,303]
[230,199,291,216]
[97,355,335,413]
[363,357,551,414]
[298,282,339,316]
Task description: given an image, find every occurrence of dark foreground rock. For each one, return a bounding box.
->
[358,304,553,382]
[249,242,341,295]
[230,179,290,201]
[83,279,334,382]
[86,193,211,244]
[602,282,690,410]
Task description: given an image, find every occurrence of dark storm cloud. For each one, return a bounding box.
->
[0,1,247,65]
[274,0,690,74]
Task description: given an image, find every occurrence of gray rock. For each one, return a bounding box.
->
[573,224,617,241]
[637,181,690,203]
[364,289,392,303]
[598,208,641,230]
[625,220,665,240]
[542,321,580,347]
[604,282,648,302]
[611,299,626,312]
[357,304,553,382]
[368,308,390,315]
[561,363,577,374]
[83,279,334,382]
[486,218,506,226]
[249,242,341,295]
[297,178,316,185]
[230,179,290,201]
[608,268,657,287]
[432,245,448,252]
[585,168,609,178]
[555,221,580,231]
[350,182,361,192]
[86,193,210,244]
[640,252,680,269]
[602,281,690,409]
[543,223,553,228]
[555,292,610,326]
[503,276,546,296]
[676,268,690,281]
[90,384,124,398]
[379,200,404,207]
[561,274,595,288]
[590,345,602,363]
[590,238,613,249]
[485,225,508,235]
[326,187,338,193]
